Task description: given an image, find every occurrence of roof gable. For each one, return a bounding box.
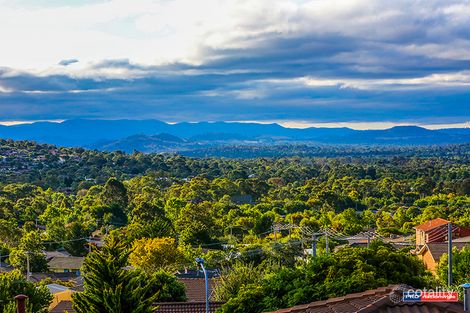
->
[415,218,449,232]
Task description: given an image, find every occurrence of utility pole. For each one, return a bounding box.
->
[448,222,453,286]
[26,252,30,282]
[367,232,371,249]
[312,234,317,258]
[88,237,92,253]
[325,231,329,255]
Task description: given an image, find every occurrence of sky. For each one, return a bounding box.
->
[0,0,469,128]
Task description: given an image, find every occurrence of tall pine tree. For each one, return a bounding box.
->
[72,234,158,313]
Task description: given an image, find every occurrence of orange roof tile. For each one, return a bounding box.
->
[49,300,225,313]
[178,278,218,302]
[265,285,465,313]
[154,301,224,313]
[414,218,449,232]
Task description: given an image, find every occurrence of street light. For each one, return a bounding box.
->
[196,257,209,313]
[461,283,470,312]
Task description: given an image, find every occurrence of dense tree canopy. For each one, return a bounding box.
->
[0,270,52,313]
[218,243,432,313]
[0,140,468,312]
[437,247,470,287]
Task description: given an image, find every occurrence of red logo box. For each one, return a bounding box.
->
[421,292,459,302]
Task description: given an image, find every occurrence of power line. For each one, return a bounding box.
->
[42,237,90,245]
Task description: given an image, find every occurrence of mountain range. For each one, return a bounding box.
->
[0,119,468,153]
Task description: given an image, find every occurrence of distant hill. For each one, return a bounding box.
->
[88,133,185,153]
[0,120,468,152]
[330,126,465,145]
[189,132,249,141]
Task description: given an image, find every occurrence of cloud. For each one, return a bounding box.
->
[58,59,79,66]
[0,0,469,124]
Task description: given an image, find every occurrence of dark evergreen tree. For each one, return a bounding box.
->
[64,221,89,256]
[72,235,158,313]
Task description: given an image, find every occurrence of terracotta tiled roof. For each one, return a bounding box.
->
[419,243,470,262]
[265,285,466,313]
[266,285,397,313]
[154,301,224,313]
[49,300,75,313]
[373,302,465,313]
[49,300,225,313]
[178,278,218,302]
[414,218,449,232]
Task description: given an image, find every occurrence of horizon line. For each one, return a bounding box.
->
[0,119,468,131]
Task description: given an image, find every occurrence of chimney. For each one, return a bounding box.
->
[14,294,28,313]
[461,284,470,312]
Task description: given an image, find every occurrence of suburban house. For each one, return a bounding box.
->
[413,218,470,273]
[45,284,75,311]
[49,269,224,313]
[414,218,470,249]
[265,285,466,313]
[415,242,470,273]
[47,256,85,275]
[50,301,74,313]
[174,269,220,302]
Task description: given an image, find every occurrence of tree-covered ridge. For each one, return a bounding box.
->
[182,143,470,158]
[0,142,468,257]
[0,139,468,191]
